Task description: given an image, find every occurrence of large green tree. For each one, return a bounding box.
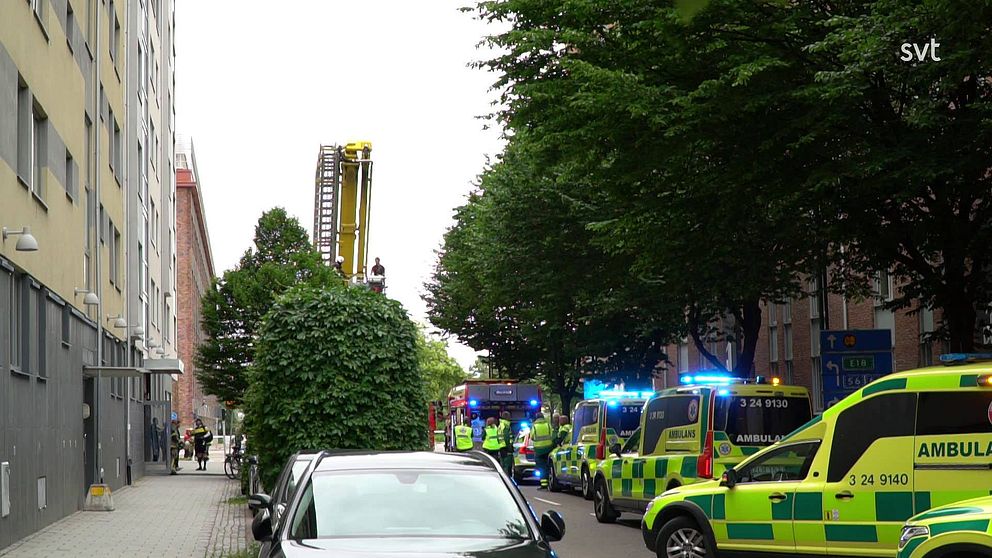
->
[197,208,339,406]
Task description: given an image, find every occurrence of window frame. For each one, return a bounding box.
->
[734,440,822,485]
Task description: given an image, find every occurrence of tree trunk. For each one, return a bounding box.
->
[943,296,977,353]
[734,299,761,377]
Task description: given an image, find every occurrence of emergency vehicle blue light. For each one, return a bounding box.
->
[519,421,528,429]
[680,373,734,385]
[940,353,992,364]
[529,399,539,407]
[600,390,645,399]
[641,391,655,398]
[469,399,479,407]
[534,470,541,478]
[717,389,730,396]
[607,400,618,407]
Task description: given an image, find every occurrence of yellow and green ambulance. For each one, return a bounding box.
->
[593,375,812,523]
[641,354,992,558]
[898,495,992,558]
[549,391,649,499]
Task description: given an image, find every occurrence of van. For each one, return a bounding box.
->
[593,377,812,523]
[550,393,648,498]
[641,354,992,558]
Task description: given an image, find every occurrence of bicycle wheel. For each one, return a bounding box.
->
[223,457,236,480]
[230,456,241,478]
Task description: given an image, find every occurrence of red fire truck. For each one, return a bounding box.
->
[442,380,543,452]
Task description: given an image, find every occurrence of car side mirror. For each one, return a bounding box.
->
[720,468,737,489]
[540,510,565,542]
[610,443,622,457]
[247,493,272,511]
[251,509,273,542]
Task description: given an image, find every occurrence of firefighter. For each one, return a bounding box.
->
[453,417,474,452]
[498,411,513,476]
[482,417,502,462]
[169,419,182,475]
[531,413,554,489]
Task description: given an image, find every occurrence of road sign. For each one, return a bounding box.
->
[820,329,893,409]
[171,411,178,421]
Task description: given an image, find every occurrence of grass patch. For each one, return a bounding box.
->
[226,495,248,506]
[213,543,259,558]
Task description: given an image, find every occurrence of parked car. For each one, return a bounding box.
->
[512,428,538,483]
[250,451,321,554]
[249,450,565,557]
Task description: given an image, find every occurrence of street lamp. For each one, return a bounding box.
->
[74,288,100,306]
[2,226,39,252]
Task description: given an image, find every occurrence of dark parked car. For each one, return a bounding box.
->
[250,451,321,555]
[248,450,565,558]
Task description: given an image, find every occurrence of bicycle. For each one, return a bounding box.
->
[223,445,243,480]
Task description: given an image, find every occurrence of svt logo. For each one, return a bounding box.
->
[900,39,941,62]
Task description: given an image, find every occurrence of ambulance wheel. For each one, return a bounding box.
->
[593,478,619,523]
[657,516,712,558]
[549,466,562,492]
[581,467,593,500]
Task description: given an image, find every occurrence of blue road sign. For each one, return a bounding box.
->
[820,329,893,409]
[171,411,178,421]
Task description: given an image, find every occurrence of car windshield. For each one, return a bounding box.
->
[714,395,812,446]
[289,470,531,540]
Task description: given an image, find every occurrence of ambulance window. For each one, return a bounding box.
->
[605,403,643,439]
[827,392,916,483]
[572,404,599,444]
[714,395,812,447]
[642,396,698,455]
[622,428,641,453]
[917,392,992,435]
[736,441,820,483]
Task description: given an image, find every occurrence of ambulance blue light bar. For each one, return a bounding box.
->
[607,400,618,408]
[940,353,992,364]
[529,399,539,407]
[599,390,649,400]
[680,372,736,385]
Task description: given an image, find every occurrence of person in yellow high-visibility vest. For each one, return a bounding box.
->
[453,418,474,452]
[482,417,503,462]
[531,413,554,489]
[498,411,513,476]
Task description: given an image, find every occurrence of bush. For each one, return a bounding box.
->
[245,285,429,489]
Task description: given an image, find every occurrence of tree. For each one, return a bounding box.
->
[427,141,682,412]
[245,285,428,489]
[197,208,339,406]
[418,332,468,401]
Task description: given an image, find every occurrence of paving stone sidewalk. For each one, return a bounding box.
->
[0,450,251,558]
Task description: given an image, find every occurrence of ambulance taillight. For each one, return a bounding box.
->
[596,427,607,460]
[697,430,714,479]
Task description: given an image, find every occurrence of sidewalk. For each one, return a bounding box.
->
[0,450,251,558]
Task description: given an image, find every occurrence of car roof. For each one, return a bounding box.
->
[311,450,500,473]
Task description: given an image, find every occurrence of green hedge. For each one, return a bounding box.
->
[245,285,429,489]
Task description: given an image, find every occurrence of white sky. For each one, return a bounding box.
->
[175,1,506,369]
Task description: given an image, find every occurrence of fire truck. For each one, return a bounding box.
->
[442,380,543,452]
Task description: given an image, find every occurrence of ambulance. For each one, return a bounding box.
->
[593,374,812,523]
[898,495,992,558]
[641,354,992,558]
[549,391,650,498]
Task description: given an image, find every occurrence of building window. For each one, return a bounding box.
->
[10,274,26,372]
[874,270,894,304]
[782,298,792,324]
[112,227,121,287]
[108,2,118,63]
[65,149,76,201]
[919,306,935,367]
[113,120,121,182]
[61,304,71,347]
[37,289,47,378]
[32,105,47,203]
[769,302,779,364]
[150,279,157,326]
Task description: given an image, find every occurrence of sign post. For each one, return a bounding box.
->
[820,329,893,409]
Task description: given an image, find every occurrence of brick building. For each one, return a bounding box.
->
[656,271,952,413]
[175,137,219,431]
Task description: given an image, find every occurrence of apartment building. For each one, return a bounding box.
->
[656,272,949,413]
[175,136,219,432]
[0,0,176,548]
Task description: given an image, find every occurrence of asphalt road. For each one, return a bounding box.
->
[519,484,654,558]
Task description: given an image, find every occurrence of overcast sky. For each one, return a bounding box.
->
[174,1,505,368]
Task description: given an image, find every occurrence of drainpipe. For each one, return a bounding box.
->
[93,0,104,487]
[123,0,132,486]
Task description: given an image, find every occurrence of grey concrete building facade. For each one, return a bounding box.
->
[0,0,176,549]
